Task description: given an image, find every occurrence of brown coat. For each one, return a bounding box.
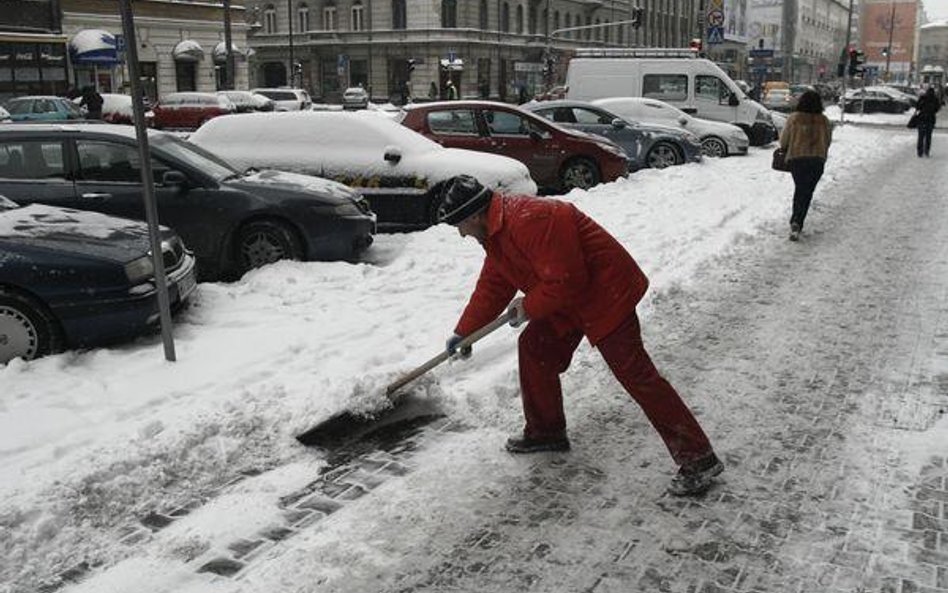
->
[779,112,832,161]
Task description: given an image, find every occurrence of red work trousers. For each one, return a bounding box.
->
[517,311,713,467]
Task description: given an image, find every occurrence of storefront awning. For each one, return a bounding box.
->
[172,39,205,62]
[69,29,120,65]
[212,41,243,64]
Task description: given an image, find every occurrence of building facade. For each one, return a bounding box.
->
[0,0,69,100]
[245,0,701,104]
[61,0,251,101]
[746,0,850,82]
[918,20,948,73]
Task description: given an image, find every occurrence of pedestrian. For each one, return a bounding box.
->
[914,87,941,158]
[778,89,832,241]
[428,81,439,101]
[439,175,724,497]
[446,79,458,100]
[79,85,104,120]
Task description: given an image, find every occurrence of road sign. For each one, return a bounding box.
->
[707,10,725,27]
[115,34,126,52]
[749,48,774,58]
[707,26,724,44]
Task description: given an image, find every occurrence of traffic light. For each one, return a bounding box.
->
[632,7,645,29]
[407,58,416,74]
[848,49,865,76]
[690,38,703,52]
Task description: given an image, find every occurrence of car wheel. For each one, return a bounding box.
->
[700,137,728,158]
[0,288,64,363]
[427,183,449,226]
[236,220,303,273]
[646,142,683,169]
[560,157,600,191]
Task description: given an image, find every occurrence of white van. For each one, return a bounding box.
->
[565,48,777,146]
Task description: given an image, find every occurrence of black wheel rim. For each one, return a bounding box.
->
[563,162,595,190]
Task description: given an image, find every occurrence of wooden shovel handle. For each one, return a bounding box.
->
[385,311,514,397]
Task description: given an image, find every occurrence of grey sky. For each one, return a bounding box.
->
[925,0,948,21]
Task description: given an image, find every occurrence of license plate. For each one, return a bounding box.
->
[175,269,197,301]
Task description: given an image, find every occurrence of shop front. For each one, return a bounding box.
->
[0,34,68,100]
[68,28,121,92]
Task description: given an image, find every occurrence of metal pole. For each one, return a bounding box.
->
[839,0,854,125]
[117,0,177,362]
[287,0,295,87]
[223,0,234,89]
[884,0,895,81]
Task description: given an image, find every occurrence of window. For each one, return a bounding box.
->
[528,4,537,34]
[323,3,337,30]
[516,5,524,33]
[696,76,731,103]
[427,110,478,135]
[564,13,571,38]
[392,0,406,29]
[76,141,168,183]
[643,74,687,101]
[554,11,560,32]
[484,109,529,136]
[501,2,510,32]
[479,0,489,29]
[352,2,365,30]
[0,141,66,180]
[175,62,197,92]
[573,107,613,125]
[442,0,458,28]
[264,4,277,33]
[298,3,310,32]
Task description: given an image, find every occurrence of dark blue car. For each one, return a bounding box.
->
[0,196,197,363]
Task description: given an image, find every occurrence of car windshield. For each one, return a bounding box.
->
[4,100,32,115]
[152,134,238,180]
[0,195,18,210]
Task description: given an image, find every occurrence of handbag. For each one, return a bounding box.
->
[771,147,789,172]
[907,112,919,129]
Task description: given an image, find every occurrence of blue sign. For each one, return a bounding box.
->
[707,26,724,44]
[749,48,774,58]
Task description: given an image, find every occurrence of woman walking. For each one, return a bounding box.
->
[779,89,832,241]
[915,87,941,158]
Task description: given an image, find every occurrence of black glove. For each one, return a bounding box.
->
[446,333,472,359]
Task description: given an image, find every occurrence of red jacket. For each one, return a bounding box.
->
[455,195,649,345]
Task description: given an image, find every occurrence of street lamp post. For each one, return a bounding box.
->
[287,0,295,87]
[884,0,896,81]
[223,0,234,89]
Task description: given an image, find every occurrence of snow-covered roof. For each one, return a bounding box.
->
[68,29,119,65]
[172,39,205,62]
[212,41,243,63]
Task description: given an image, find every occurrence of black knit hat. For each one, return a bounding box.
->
[437,175,493,225]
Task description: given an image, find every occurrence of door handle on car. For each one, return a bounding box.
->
[81,192,112,200]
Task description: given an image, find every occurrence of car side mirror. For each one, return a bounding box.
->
[611,118,627,129]
[383,146,402,164]
[728,93,740,107]
[678,116,689,126]
[162,170,189,188]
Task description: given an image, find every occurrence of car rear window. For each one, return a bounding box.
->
[427,110,478,135]
[4,100,32,115]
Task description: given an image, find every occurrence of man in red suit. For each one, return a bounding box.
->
[440,175,723,496]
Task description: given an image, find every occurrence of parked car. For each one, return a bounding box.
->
[0,123,375,280]
[342,87,370,110]
[865,85,918,108]
[839,88,911,114]
[72,93,137,124]
[762,88,795,113]
[0,106,10,122]
[150,92,236,130]
[190,111,536,231]
[2,96,83,122]
[591,97,750,157]
[398,100,629,193]
[218,90,276,113]
[0,195,196,363]
[251,88,312,111]
[522,99,703,171]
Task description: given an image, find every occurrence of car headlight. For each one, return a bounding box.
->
[597,142,626,157]
[756,110,773,123]
[684,132,701,144]
[312,203,362,216]
[125,255,155,283]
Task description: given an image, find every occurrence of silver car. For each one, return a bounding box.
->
[523,99,703,171]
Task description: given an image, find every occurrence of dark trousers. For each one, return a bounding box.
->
[917,123,934,156]
[789,157,825,229]
[517,312,714,466]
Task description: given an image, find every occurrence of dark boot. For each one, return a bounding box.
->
[505,433,571,454]
[667,453,724,496]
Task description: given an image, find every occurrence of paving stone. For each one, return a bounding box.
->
[140,511,174,531]
[228,538,265,559]
[196,557,244,577]
[260,526,295,541]
[296,495,342,514]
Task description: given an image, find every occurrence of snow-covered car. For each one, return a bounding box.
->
[73,93,137,124]
[190,111,537,231]
[0,195,196,363]
[3,96,83,122]
[591,97,750,157]
[251,88,312,111]
[342,86,370,110]
[0,106,10,122]
[0,123,375,280]
[218,90,276,113]
[839,88,911,114]
[864,85,918,108]
[522,99,703,171]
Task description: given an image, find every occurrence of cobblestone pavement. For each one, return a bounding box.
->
[47,134,948,593]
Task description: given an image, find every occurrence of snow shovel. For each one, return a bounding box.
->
[296,309,516,447]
